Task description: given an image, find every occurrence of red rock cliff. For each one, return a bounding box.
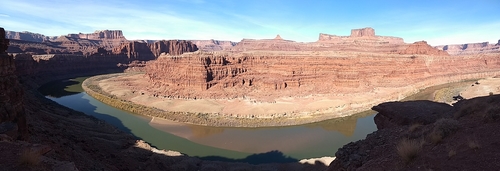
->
[400,41,449,56]
[112,40,198,60]
[350,27,375,37]
[145,50,500,101]
[0,27,28,140]
[67,30,126,40]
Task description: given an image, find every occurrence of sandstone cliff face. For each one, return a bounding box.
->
[400,41,449,56]
[5,30,57,42]
[350,27,375,37]
[111,40,198,60]
[0,27,28,140]
[112,41,154,60]
[190,39,237,51]
[145,51,500,102]
[66,30,126,40]
[149,40,198,56]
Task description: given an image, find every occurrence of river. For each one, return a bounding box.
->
[37,76,473,161]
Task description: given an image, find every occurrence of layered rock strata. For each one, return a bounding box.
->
[231,27,406,52]
[5,30,57,42]
[435,41,500,55]
[141,45,499,119]
[0,27,28,140]
[190,39,237,51]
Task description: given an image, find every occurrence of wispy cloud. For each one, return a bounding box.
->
[0,0,499,44]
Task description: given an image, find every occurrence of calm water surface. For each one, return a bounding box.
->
[38,76,470,160]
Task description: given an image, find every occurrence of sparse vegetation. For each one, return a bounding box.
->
[19,149,41,166]
[483,106,500,122]
[408,123,422,132]
[428,130,443,144]
[433,118,460,137]
[427,118,460,144]
[468,140,481,150]
[396,138,423,164]
[448,149,456,158]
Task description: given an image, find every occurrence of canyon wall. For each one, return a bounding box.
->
[0,27,28,140]
[399,41,449,56]
[66,30,126,40]
[231,28,406,53]
[190,39,237,51]
[435,41,500,55]
[145,43,497,103]
[5,30,57,42]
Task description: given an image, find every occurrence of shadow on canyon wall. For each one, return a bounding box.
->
[198,150,299,164]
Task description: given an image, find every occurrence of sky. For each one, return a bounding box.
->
[1,0,499,46]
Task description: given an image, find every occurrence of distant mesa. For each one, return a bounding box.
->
[435,40,500,55]
[66,30,126,40]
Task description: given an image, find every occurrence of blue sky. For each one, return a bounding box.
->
[1,0,499,45]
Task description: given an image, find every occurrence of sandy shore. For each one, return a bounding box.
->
[460,77,500,99]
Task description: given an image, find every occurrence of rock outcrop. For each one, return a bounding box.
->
[148,40,198,56]
[400,41,449,56]
[350,27,375,37]
[0,27,28,140]
[372,101,452,129]
[328,95,500,170]
[111,40,198,60]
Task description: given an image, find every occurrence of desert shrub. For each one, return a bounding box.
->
[448,149,456,158]
[483,106,500,122]
[408,123,422,132]
[428,130,443,144]
[433,118,461,138]
[454,100,486,119]
[468,140,481,150]
[19,149,40,166]
[396,138,423,164]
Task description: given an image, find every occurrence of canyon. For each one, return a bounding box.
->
[1,25,500,170]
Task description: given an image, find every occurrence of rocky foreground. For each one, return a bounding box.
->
[328,92,500,170]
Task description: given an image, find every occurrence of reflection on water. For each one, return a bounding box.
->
[40,76,379,159]
[149,112,376,156]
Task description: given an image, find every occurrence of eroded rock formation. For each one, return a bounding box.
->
[111,40,198,60]
[400,41,449,56]
[0,27,28,140]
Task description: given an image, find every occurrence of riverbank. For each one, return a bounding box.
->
[83,71,500,127]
